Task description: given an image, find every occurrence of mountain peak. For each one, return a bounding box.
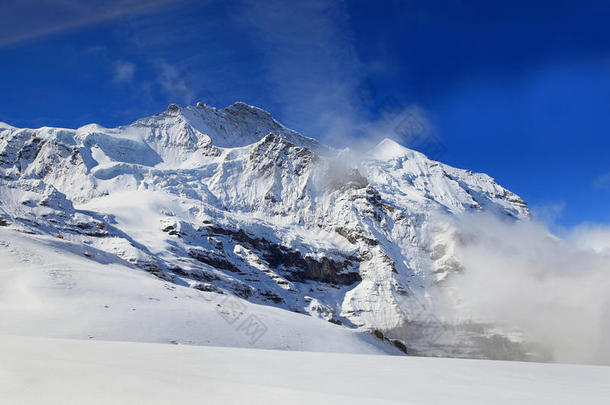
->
[222,101,273,119]
[165,103,182,115]
[371,137,417,160]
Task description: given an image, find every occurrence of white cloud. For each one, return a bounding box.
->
[112,60,136,83]
[568,224,610,254]
[440,213,610,365]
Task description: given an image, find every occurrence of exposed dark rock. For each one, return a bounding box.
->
[392,339,408,354]
[207,236,223,250]
[379,252,398,274]
[193,283,224,294]
[194,270,221,282]
[202,225,361,285]
[264,192,278,203]
[372,329,408,354]
[168,266,189,277]
[187,248,241,273]
[133,261,172,282]
[334,226,378,246]
[231,283,253,299]
[259,290,285,304]
[166,103,180,113]
[161,223,181,237]
[16,137,43,172]
[303,256,361,285]
[70,221,108,237]
[365,186,383,206]
[130,259,163,273]
[169,266,220,282]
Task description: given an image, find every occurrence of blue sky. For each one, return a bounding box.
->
[1,0,609,226]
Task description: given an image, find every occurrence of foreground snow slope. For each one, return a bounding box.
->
[1,334,609,405]
[0,228,392,354]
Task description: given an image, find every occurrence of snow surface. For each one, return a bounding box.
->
[1,334,609,405]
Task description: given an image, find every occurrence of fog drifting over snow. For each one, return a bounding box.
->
[445,213,610,365]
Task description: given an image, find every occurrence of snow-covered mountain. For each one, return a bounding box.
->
[0,102,532,358]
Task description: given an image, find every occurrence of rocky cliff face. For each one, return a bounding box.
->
[0,102,531,358]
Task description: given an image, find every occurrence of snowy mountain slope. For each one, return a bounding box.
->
[2,334,609,405]
[0,228,394,353]
[0,102,531,358]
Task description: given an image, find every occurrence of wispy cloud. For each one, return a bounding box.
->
[155,60,196,104]
[112,60,136,83]
[593,172,610,190]
[530,201,566,224]
[233,0,365,145]
[0,0,189,48]
[230,0,440,156]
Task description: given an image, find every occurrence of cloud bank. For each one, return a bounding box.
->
[443,213,610,365]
